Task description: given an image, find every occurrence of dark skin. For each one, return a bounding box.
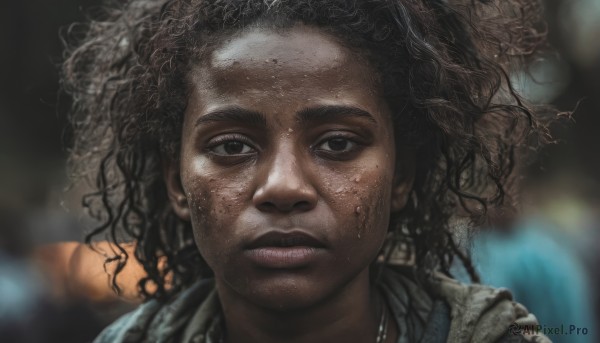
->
[166,25,414,343]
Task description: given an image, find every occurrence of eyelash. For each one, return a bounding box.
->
[206,134,257,157]
[314,134,362,156]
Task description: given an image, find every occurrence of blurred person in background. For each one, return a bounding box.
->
[0,1,136,341]
[453,174,598,343]
[451,0,600,338]
[0,193,113,342]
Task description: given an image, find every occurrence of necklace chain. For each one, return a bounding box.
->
[375,296,390,343]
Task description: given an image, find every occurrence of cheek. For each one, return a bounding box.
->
[355,173,392,242]
[327,165,393,243]
[184,180,215,245]
[186,183,245,272]
[359,179,391,236]
[181,170,248,262]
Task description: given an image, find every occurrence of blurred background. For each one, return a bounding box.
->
[0,0,598,342]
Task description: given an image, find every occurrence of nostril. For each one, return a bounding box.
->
[257,202,278,213]
[294,201,313,212]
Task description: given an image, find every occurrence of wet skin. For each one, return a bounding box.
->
[166,25,412,343]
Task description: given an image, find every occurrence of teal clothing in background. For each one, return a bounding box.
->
[468,219,596,343]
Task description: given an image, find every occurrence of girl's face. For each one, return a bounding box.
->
[167,24,413,310]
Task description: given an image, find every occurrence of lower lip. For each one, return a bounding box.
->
[244,247,323,269]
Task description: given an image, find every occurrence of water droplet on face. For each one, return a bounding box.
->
[355,206,361,215]
[288,128,294,133]
[357,233,361,239]
[335,186,344,193]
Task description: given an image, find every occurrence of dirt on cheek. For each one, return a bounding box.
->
[352,175,390,241]
[186,183,215,242]
[354,205,365,239]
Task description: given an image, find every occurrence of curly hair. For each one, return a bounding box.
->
[62,0,553,300]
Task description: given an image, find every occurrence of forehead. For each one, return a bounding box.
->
[187,25,384,107]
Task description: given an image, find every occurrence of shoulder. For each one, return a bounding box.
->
[93,300,162,343]
[427,273,552,343]
[94,279,216,343]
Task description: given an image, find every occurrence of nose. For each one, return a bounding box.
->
[252,143,318,213]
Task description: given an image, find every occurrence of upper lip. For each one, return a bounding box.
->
[245,230,326,249]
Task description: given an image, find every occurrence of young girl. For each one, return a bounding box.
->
[62,0,554,342]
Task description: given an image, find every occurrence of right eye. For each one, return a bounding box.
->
[206,135,256,156]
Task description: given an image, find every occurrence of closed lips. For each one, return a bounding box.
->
[246,231,326,249]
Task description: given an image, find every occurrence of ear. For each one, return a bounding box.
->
[391,149,416,212]
[163,157,191,221]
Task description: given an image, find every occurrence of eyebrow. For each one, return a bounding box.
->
[194,104,377,128]
[195,106,267,127]
[296,105,377,125]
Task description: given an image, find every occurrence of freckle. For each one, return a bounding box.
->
[273,58,278,64]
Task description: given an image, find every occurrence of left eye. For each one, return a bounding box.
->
[210,140,254,155]
[317,137,356,152]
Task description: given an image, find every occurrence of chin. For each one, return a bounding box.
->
[235,271,337,311]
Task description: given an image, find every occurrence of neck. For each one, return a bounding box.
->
[217,268,387,343]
